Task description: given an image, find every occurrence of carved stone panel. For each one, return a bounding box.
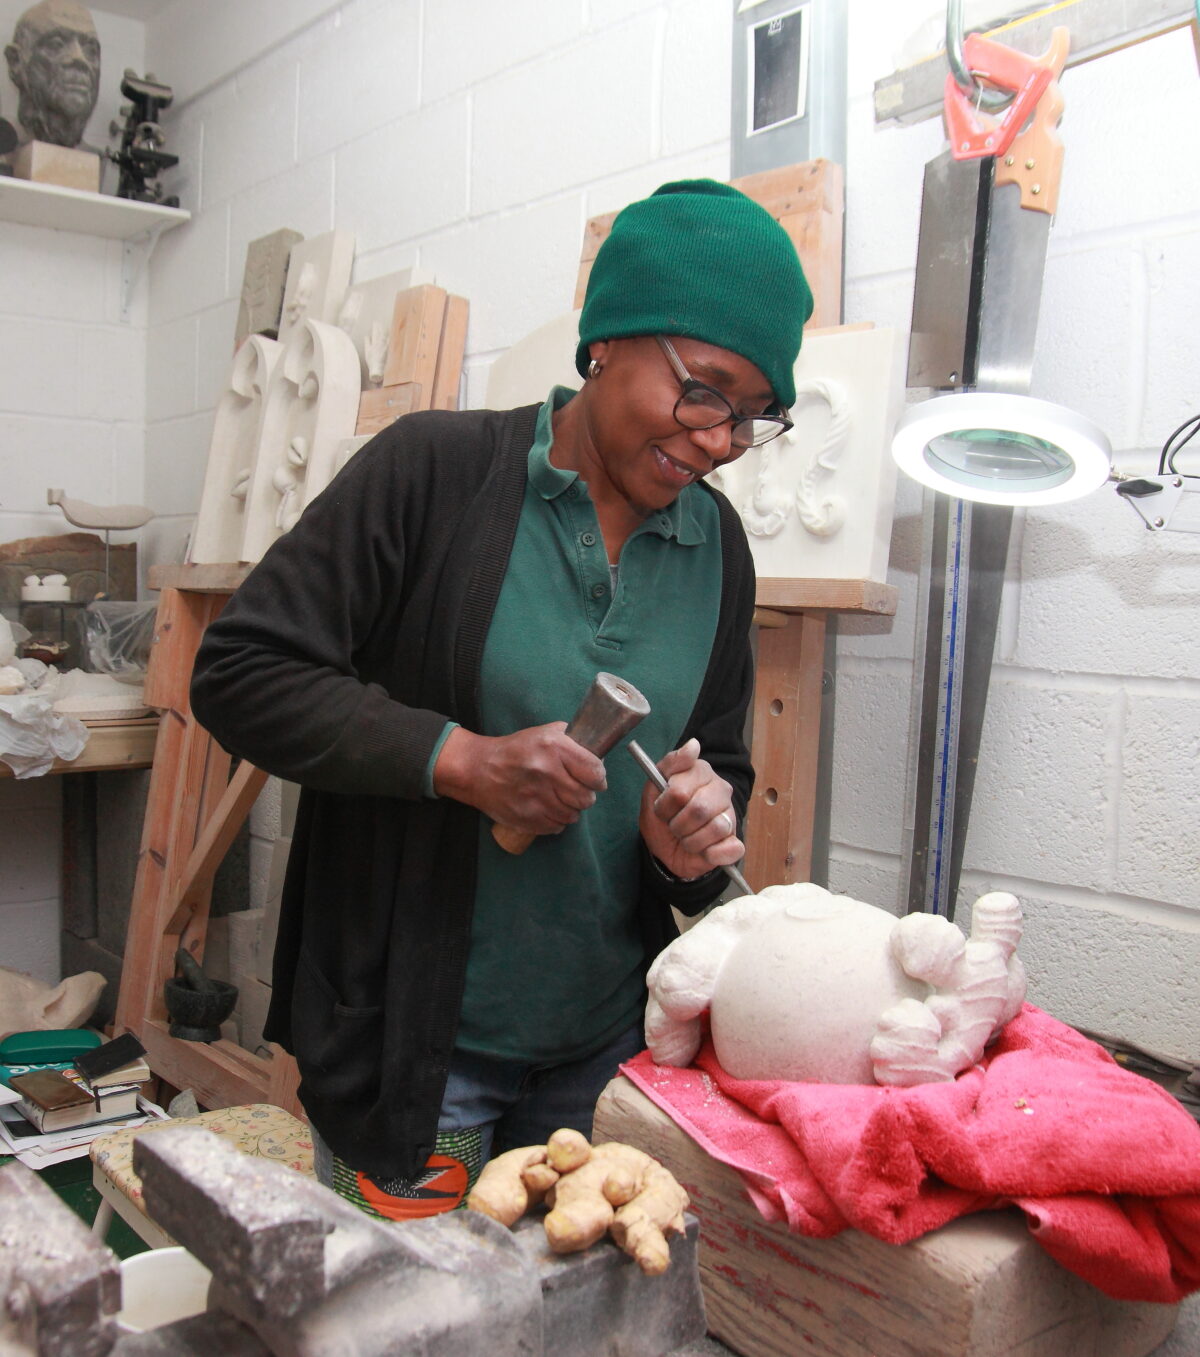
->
[336,267,434,390]
[190,336,282,565]
[240,319,361,563]
[276,230,355,348]
[707,327,905,583]
[235,228,303,347]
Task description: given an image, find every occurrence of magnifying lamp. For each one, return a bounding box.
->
[891,392,1113,506]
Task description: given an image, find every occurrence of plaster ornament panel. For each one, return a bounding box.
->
[337,267,435,389]
[645,882,1026,1087]
[485,310,581,409]
[275,229,355,348]
[706,327,906,583]
[189,336,282,564]
[240,319,361,563]
[235,228,303,347]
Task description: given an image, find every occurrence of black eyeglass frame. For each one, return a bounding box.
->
[655,335,793,449]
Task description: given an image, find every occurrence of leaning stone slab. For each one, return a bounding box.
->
[512,1211,706,1357]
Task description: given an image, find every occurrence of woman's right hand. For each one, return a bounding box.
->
[433,723,608,835]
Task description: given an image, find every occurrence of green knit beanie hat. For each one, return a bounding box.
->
[576,178,813,409]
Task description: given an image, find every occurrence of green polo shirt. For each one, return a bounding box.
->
[455,387,723,1062]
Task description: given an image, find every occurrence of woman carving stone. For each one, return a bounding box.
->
[191,181,813,1224]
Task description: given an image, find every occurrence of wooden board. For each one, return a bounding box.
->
[594,1076,1179,1357]
[574,159,845,329]
[755,578,897,615]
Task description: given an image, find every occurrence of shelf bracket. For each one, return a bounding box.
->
[120,223,168,323]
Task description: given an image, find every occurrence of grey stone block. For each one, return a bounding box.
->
[111,1309,269,1355]
[135,1128,543,1356]
[0,1159,120,1357]
[226,907,264,985]
[96,769,150,953]
[513,1212,706,1357]
[60,932,121,1032]
[255,835,289,985]
[211,817,251,918]
[61,770,98,938]
[235,973,273,1056]
[202,916,232,985]
[131,1126,705,1357]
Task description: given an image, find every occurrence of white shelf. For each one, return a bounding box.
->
[0,174,189,240]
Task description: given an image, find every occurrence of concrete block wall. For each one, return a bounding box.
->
[832,7,1200,1064]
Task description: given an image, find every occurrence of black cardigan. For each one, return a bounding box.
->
[190,404,757,1177]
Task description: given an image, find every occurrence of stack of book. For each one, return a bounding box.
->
[0,1036,166,1168]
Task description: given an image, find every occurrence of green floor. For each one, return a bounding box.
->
[1,1152,150,1259]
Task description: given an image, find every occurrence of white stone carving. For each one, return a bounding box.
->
[646,882,1026,1087]
[239,319,362,563]
[336,266,434,390]
[190,335,282,564]
[708,327,905,583]
[276,230,355,348]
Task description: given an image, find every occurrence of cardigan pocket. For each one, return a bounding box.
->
[291,948,383,1104]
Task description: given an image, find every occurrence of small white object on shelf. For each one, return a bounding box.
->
[21,573,71,603]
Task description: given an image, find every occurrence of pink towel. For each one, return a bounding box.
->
[620,1004,1200,1303]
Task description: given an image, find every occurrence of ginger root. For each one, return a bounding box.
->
[466,1144,557,1226]
[466,1128,689,1275]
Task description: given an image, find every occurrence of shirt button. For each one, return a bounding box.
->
[590,583,606,599]
[580,531,596,547]
[567,485,579,499]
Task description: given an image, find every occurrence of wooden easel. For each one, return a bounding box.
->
[577,162,898,886]
[115,160,895,1111]
[111,562,302,1113]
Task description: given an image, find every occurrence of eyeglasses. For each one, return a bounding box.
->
[656,336,793,449]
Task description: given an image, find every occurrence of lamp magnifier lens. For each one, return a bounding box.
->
[924,427,1076,492]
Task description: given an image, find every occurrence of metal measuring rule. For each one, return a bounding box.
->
[627,740,755,899]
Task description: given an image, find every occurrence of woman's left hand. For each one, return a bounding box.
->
[638,738,744,881]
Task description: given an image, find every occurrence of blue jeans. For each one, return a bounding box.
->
[438,1022,645,1161]
[313,1022,644,1192]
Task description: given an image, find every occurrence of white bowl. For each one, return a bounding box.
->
[117,1246,212,1333]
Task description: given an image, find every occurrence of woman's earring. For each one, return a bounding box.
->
[587,359,602,379]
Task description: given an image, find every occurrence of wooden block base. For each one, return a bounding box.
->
[594,1076,1179,1357]
[13,140,100,192]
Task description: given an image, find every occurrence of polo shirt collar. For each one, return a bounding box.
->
[528,386,707,546]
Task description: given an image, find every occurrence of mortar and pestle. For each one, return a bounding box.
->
[164,947,237,1042]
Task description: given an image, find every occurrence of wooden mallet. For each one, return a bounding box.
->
[492,671,651,854]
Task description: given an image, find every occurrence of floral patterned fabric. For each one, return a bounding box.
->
[90,1102,314,1215]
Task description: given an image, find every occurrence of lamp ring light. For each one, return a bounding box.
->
[891,392,1113,507]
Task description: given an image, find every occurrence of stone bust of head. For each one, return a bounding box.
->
[5,0,100,149]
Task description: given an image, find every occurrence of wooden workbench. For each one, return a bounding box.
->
[0,714,159,778]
